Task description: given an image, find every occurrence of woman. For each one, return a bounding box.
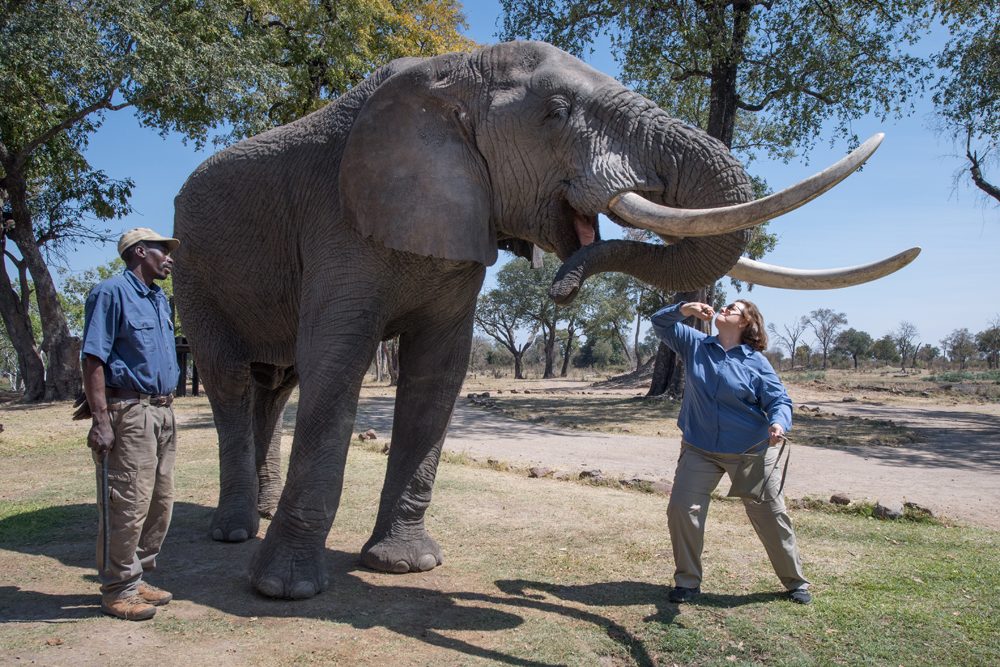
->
[651,299,811,605]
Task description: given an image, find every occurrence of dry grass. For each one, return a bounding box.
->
[1,388,997,666]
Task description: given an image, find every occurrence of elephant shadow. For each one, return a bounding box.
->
[0,502,668,666]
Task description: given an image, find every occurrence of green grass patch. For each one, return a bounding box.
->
[927,370,1000,383]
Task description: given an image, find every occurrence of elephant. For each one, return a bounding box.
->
[172,41,917,600]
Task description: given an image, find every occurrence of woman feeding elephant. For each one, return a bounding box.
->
[174,40,917,599]
[651,299,810,605]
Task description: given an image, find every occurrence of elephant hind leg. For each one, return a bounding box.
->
[200,356,258,543]
[361,272,483,574]
[250,363,297,519]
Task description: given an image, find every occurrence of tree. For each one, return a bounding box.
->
[768,316,809,370]
[1,0,472,401]
[933,1,1000,205]
[806,308,847,369]
[941,327,978,369]
[474,289,537,380]
[836,328,873,370]
[872,335,901,367]
[892,322,920,370]
[917,343,940,369]
[976,318,1000,369]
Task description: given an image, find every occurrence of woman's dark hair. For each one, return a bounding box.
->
[736,299,768,351]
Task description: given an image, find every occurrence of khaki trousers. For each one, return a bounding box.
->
[667,442,809,591]
[93,399,176,601]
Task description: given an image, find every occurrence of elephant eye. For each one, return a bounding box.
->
[545,97,571,122]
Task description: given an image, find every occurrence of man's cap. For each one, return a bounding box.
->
[117,227,180,257]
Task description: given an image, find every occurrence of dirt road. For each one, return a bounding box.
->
[354,389,1000,529]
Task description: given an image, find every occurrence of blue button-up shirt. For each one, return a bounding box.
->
[81,270,178,395]
[651,303,792,453]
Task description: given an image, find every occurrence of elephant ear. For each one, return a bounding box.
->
[340,56,497,266]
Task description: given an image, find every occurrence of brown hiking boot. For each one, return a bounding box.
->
[138,582,173,606]
[101,594,157,621]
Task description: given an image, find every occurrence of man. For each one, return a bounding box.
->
[81,227,180,620]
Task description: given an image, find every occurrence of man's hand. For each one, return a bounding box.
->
[680,301,715,322]
[88,414,114,458]
[768,423,786,446]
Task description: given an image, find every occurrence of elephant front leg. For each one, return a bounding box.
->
[361,311,476,574]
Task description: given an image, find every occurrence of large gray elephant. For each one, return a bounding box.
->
[173,41,917,599]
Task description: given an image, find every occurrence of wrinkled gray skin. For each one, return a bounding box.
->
[173,41,752,600]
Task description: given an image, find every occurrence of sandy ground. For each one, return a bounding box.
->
[353,383,1000,529]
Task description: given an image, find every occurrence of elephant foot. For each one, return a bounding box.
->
[249,533,328,599]
[361,531,443,573]
[210,493,260,542]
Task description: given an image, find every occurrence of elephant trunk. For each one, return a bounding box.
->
[553,113,754,302]
[549,236,746,304]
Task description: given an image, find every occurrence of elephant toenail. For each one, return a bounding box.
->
[290,581,317,599]
[212,528,224,541]
[256,577,284,598]
[391,560,410,573]
[417,554,438,571]
[228,528,249,542]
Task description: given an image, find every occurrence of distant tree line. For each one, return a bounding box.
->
[765,309,1000,373]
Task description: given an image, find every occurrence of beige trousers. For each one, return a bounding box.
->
[93,399,176,601]
[667,442,809,591]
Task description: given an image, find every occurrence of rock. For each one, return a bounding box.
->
[904,501,934,517]
[874,500,904,520]
[357,429,378,441]
[842,396,857,403]
[620,477,653,489]
[523,389,532,394]
[579,469,603,481]
[510,389,519,394]
[528,466,553,478]
[830,493,851,505]
[381,443,390,454]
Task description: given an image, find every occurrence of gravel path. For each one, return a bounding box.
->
[355,393,1000,530]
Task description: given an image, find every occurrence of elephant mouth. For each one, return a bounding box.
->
[548,197,599,260]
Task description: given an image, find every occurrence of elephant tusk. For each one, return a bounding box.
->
[608,133,885,237]
[726,247,921,289]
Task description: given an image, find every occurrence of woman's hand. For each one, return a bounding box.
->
[680,302,715,322]
[768,423,786,446]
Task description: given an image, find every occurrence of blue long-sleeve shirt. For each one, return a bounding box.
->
[651,303,792,453]
[81,270,179,395]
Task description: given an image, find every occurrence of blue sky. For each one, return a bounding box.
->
[69,1,998,348]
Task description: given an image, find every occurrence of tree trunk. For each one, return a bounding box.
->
[382,339,399,386]
[560,326,576,377]
[0,258,45,400]
[6,175,81,400]
[513,352,524,380]
[542,322,556,379]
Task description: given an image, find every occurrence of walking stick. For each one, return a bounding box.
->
[100,452,110,575]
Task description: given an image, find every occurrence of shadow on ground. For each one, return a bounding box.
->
[0,501,683,666]
[799,401,1000,471]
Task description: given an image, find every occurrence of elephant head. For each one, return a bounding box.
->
[340,41,917,298]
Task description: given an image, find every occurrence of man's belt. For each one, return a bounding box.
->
[106,386,174,407]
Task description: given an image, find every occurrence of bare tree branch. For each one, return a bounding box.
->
[966,129,1000,203]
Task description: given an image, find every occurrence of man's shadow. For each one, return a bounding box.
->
[0,501,687,666]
